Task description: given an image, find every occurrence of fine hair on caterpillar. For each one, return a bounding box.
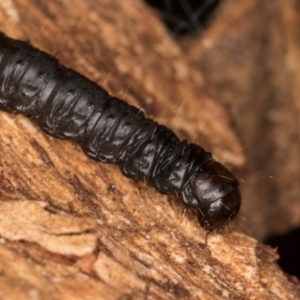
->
[0,31,241,231]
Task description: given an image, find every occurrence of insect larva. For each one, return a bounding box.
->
[0,31,241,231]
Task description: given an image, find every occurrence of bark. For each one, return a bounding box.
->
[0,0,298,299]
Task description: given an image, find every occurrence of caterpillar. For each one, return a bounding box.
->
[0,31,241,231]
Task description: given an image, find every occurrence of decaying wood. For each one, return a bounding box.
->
[0,0,298,299]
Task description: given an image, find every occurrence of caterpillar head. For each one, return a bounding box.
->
[197,188,241,231]
[191,161,241,231]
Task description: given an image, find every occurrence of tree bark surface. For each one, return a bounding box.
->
[0,0,298,299]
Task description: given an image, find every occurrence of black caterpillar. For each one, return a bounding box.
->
[0,31,241,231]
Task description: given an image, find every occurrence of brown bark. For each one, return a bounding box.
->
[0,0,298,299]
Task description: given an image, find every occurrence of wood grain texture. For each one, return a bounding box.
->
[0,0,298,299]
